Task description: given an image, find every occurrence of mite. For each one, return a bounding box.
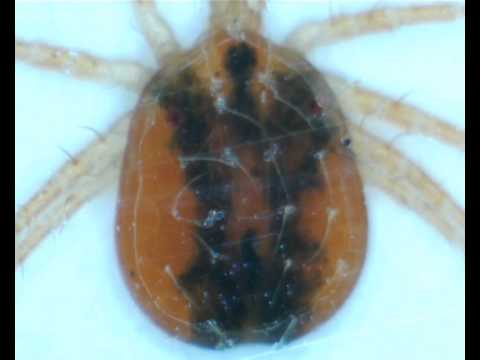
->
[116,2,367,349]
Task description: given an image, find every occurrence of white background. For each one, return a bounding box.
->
[15,1,465,359]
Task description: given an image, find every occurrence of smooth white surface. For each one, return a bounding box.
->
[15,1,465,360]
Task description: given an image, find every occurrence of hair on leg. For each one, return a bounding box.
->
[15,114,130,268]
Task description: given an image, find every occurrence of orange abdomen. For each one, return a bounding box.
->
[116,30,367,348]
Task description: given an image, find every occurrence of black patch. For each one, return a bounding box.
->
[341,137,352,147]
[225,43,262,144]
[157,71,212,155]
[158,64,334,348]
[225,42,257,83]
[180,231,262,348]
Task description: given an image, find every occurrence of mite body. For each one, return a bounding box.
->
[116,25,367,348]
[15,0,465,357]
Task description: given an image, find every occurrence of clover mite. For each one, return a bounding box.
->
[15,0,464,354]
[116,1,367,348]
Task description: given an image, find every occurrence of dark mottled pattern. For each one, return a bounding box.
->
[157,43,334,348]
[226,42,263,144]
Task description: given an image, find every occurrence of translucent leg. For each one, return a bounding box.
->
[350,123,464,252]
[209,0,266,34]
[134,0,180,61]
[285,3,464,53]
[326,72,465,150]
[15,114,130,269]
[15,39,152,91]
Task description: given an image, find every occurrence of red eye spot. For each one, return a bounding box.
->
[310,101,323,118]
[167,108,184,127]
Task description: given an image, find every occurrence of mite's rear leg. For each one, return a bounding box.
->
[15,114,130,269]
[327,72,465,151]
[349,123,464,252]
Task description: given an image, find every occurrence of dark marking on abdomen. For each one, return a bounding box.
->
[155,51,335,347]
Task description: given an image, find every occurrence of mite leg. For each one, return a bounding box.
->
[15,114,130,268]
[15,46,153,267]
[349,123,464,252]
[285,3,464,53]
[15,40,151,91]
[134,0,180,60]
[326,72,464,151]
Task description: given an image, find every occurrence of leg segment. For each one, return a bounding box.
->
[134,0,180,61]
[15,39,152,91]
[209,0,266,34]
[285,3,464,53]
[15,114,130,269]
[326,72,465,150]
[350,123,464,251]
